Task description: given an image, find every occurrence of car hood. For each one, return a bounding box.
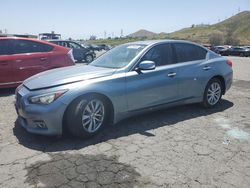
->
[23,65,116,90]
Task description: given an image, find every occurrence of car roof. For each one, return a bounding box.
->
[126,40,207,50]
[0,37,60,46]
[127,39,201,46]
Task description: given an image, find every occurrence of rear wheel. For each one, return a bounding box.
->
[65,95,108,138]
[85,55,93,63]
[202,78,222,108]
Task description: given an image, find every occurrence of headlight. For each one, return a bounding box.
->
[15,84,23,98]
[29,90,68,105]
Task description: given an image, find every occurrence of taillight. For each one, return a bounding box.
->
[227,59,233,67]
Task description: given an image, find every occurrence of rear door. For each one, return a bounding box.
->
[173,43,208,99]
[126,43,180,111]
[12,39,53,82]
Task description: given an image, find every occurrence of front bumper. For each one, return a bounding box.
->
[15,88,67,136]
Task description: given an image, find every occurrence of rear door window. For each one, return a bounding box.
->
[0,39,15,55]
[13,40,53,54]
[68,42,81,49]
[141,44,174,66]
[174,43,207,63]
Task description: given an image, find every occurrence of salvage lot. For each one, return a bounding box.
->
[0,57,250,187]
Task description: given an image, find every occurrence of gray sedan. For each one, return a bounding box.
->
[15,40,233,137]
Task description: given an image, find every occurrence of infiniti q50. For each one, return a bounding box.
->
[15,40,233,137]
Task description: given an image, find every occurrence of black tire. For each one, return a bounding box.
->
[65,95,109,138]
[240,53,244,57]
[202,78,223,108]
[85,55,93,63]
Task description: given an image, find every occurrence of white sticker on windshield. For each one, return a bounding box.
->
[127,45,141,49]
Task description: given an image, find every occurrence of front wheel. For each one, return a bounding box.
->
[202,78,222,108]
[65,95,108,138]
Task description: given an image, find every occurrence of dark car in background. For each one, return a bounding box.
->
[98,44,112,51]
[0,37,74,88]
[211,46,228,55]
[221,47,250,57]
[48,40,96,63]
[83,44,102,51]
[82,44,111,51]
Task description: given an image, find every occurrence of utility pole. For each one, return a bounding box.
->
[104,31,106,39]
[120,29,123,38]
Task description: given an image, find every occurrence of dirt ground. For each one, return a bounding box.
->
[0,56,250,188]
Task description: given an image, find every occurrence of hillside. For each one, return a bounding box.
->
[167,11,250,44]
[88,11,250,45]
[128,29,156,38]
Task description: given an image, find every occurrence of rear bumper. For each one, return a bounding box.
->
[224,71,233,93]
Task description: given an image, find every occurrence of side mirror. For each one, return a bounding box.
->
[137,60,156,71]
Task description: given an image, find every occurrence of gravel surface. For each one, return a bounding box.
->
[0,56,250,188]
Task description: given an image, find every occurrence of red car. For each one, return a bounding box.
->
[0,37,75,88]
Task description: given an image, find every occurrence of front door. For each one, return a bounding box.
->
[126,43,179,111]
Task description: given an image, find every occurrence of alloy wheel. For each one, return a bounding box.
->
[81,99,105,133]
[207,82,221,105]
[86,55,93,63]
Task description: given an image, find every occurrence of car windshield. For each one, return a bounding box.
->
[90,44,146,68]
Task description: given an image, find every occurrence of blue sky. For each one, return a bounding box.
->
[0,0,250,39]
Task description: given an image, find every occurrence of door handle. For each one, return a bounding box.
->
[15,59,22,63]
[40,57,47,61]
[203,66,211,70]
[167,72,177,77]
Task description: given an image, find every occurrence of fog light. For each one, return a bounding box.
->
[33,120,47,129]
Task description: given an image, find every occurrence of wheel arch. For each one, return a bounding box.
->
[207,75,226,95]
[62,92,115,134]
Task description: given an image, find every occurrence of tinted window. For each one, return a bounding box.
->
[235,48,243,50]
[174,43,207,63]
[60,41,69,48]
[68,42,81,49]
[53,41,68,48]
[0,40,11,55]
[141,44,174,66]
[13,40,53,54]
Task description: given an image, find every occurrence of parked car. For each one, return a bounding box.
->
[0,37,75,89]
[98,44,112,51]
[221,47,250,57]
[211,46,228,55]
[48,40,96,63]
[81,44,98,51]
[15,40,233,137]
[83,44,110,51]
